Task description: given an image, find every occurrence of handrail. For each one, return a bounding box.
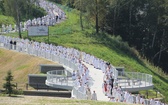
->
[46,70,74,86]
[116,72,153,89]
[72,87,87,100]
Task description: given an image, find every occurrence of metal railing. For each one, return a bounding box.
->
[113,68,118,79]
[0,43,78,72]
[72,87,87,100]
[46,70,73,86]
[117,72,153,89]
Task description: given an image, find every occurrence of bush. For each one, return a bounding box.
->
[12,89,23,95]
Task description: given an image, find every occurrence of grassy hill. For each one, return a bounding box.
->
[2,3,168,103]
[0,48,57,89]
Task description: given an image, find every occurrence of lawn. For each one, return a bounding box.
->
[0,95,139,105]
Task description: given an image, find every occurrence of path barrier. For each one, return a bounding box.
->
[117,72,153,89]
[46,70,73,86]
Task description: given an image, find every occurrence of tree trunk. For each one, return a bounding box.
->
[80,12,83,31]
[17,11,22,38]
[151,31,157,48]
[158,29,165,64]
[129,2,132,36]
[95,0,99,33]
[80,0,83,31]
[16,0,22,38]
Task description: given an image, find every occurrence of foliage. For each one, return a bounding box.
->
[3,71,16,96]
[105,0,168,73]
[0,0,5,15]
[12,89,23,95]
[0,15,15,27]
[2,0,46,38]
[60,0,168,75]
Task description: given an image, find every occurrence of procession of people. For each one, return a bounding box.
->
[0,0,167,105]
[0,34,166,105]
[1,0,65,33]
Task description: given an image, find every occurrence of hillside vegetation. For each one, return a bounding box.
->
[0,15,15,26]
[3,3,168,103]
[0,48,57,89]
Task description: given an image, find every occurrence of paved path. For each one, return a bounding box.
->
[83,62,109,101]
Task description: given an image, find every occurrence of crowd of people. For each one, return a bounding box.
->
[101,57,166,105]
[0,35,167,104]
[1,0,65,33]
[0,0,167,104]
[0,32,167,104]
[0,35,97,100]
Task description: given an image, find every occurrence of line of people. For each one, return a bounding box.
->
[0,34,167,104]
[1,0,65,33]
[101,63,166,105]
[0,1,167,104]
[0,35,95,100]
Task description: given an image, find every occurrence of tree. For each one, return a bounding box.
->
[73,0,87,30]
[3,0,43,38]
[3,0,23,38]
[78,0,109,33]
[3,71,15,96]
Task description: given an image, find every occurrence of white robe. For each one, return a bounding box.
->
[91,93,97,100]
[150,99,155,105]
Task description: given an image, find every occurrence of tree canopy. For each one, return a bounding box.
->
[57,0,168,73]
[1,0,46,38]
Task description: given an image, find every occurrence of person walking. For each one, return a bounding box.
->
[91,91,97,100]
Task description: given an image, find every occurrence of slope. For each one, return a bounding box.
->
[0,48,57,89]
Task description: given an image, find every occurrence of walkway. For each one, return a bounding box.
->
[83,62,109,101]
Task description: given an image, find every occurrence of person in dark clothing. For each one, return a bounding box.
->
[13,41,16,50]
[109,76,114,95]
[9,40,13,49]
[56,15,59,22]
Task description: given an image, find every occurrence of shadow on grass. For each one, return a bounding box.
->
[10,95,24,98]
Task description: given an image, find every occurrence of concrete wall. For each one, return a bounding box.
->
[24,91,71,98]
[40,64,64,73]
[28,74,67,91]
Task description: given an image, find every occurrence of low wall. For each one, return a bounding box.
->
[24,91,71,98]
[40,64,64,73]
[28,74,67,91]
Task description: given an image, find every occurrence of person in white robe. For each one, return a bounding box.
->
[72,70,76,80]
[150,98,155,105]
[155,100,161,105]
[91,91,97,100]
[86,88,91,100]
[140,97,145,104]
[124,91,129,102]
[127,93,134,103]
[136,94,140,104]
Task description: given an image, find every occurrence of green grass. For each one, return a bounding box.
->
[0,95,137,105]
[3,3,168,103]
[16,65,29,71]
[0,15,15,27]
